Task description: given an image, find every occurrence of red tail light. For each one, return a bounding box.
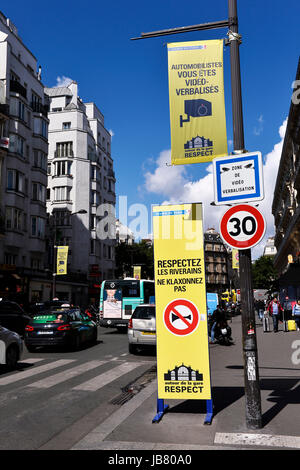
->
[128,318,133,329]
[25,325,34,331]
[57,324,71,331]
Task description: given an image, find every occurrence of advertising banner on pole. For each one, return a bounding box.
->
[152,203,211,400]
[56,246,69,275]
[133,266,141,280]
[167,39,227,165]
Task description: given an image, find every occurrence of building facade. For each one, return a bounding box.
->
[0,11,50,304]
[272,58,300,300]
[45,82,116,304]
[204,228,230,294]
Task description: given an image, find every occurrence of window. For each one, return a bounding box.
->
[32,183,46,203]
[31,216,45,237]
[54,186,71,201]
[54,160,72,176]
[9,134,24,156]
[33,150,47,170]
[53,210,71,226]
[31,92,41,112]
[63,122,71,129]
[33,117,48,138]
[4,253,17,266]
[7,169,24,193]
[56,142,73,158]
[9,97,25,121]
[5,207,23,230]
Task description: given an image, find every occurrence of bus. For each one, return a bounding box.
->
[99,279,155,330]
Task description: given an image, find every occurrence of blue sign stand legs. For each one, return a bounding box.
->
[204,398,214,425]
[152,398,169,423]
[153,397,214,424]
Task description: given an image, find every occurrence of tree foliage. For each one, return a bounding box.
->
[251,256,278,291]
[115,241,154,279]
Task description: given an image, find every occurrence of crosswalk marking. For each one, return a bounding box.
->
[20,358,45,364]
[28,360,106,389]
[72,362,141,392]
[0,359,75,386]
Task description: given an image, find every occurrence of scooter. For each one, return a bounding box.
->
[214,320,233,345]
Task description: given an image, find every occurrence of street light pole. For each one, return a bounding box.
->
[131,0,262,429]
[228,0,262,429]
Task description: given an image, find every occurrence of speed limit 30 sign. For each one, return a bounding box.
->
[220,204,266,250]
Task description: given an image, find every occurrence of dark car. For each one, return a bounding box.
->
[0,300,32,337]
[24,308,97,352]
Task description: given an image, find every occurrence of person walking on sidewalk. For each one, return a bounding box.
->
[267,297,283,332]
[292,299,300,331]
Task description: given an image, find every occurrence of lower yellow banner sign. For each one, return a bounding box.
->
[56,246,69,275]
[152,203,211,400]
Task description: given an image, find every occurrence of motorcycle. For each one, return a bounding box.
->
[214,320,233,345]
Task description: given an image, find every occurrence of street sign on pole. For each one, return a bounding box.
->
[213,152,264,205]
[219,204,266,250]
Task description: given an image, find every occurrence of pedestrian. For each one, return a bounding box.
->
[257,299,265,322]
[267,297,283,332]
[292,299,300,331]
[210,305,226,343]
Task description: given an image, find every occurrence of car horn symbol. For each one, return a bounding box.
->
[172,312,191,323]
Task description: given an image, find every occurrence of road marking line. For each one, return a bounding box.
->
[27,360,106,389]
[72,362,141,392]
[214,432,300,449]
[20,358,45,364]
[0,359,75,386]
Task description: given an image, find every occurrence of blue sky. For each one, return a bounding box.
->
[2,0,300,258]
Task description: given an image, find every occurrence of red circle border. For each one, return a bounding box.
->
[220,204,266,249]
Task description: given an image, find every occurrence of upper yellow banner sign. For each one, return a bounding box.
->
[168,39,228,165]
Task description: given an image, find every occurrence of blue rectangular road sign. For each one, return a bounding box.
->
[213,152,264,205]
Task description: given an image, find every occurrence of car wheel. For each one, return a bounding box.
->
[6,345,19,370]
[129,343,138,354]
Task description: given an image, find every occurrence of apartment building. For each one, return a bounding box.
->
[45,81,116,304]
[204,227,230,294]
[272,58,300,300]
[0,11,50,304]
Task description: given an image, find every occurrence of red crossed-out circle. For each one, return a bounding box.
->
[220,204,266,249]
[163,299,200,336]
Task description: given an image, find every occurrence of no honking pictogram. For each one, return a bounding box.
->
[163,299,200,336]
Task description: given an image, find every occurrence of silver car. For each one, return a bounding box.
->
[0,325,23,370]
[128,304,156,354]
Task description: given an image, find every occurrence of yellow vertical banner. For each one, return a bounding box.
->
[152,203,211,400]
[232,249,239,269]
[56,246,69,275]
[133,266,141,280]
[168,39,227,165]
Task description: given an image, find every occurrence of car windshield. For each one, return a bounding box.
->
[31,312,69,324]
[133,306,155,320]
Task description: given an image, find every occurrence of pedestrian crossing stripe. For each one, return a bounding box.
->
[0,358,155,391]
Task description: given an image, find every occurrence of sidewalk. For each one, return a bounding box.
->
[72,315,300,450]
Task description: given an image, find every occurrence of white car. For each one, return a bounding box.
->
[128,304,156,354]
[0,325,23,370]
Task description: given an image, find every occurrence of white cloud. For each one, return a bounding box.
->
[56,75,73,87]
[143,118,288,259]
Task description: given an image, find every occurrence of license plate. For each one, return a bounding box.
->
[37,331,54,335]
[142,332,155,335]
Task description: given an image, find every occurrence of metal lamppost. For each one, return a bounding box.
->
[52,209,87,299]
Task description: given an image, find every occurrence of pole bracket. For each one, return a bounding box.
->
[227,29,242,44]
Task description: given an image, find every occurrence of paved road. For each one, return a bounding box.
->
[0,327,156,450]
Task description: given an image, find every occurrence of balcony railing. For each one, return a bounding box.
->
[30,102,49,117]
[10,80,27,100]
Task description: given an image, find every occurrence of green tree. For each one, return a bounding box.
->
[251,256,278,291]
[115,241,154,279]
